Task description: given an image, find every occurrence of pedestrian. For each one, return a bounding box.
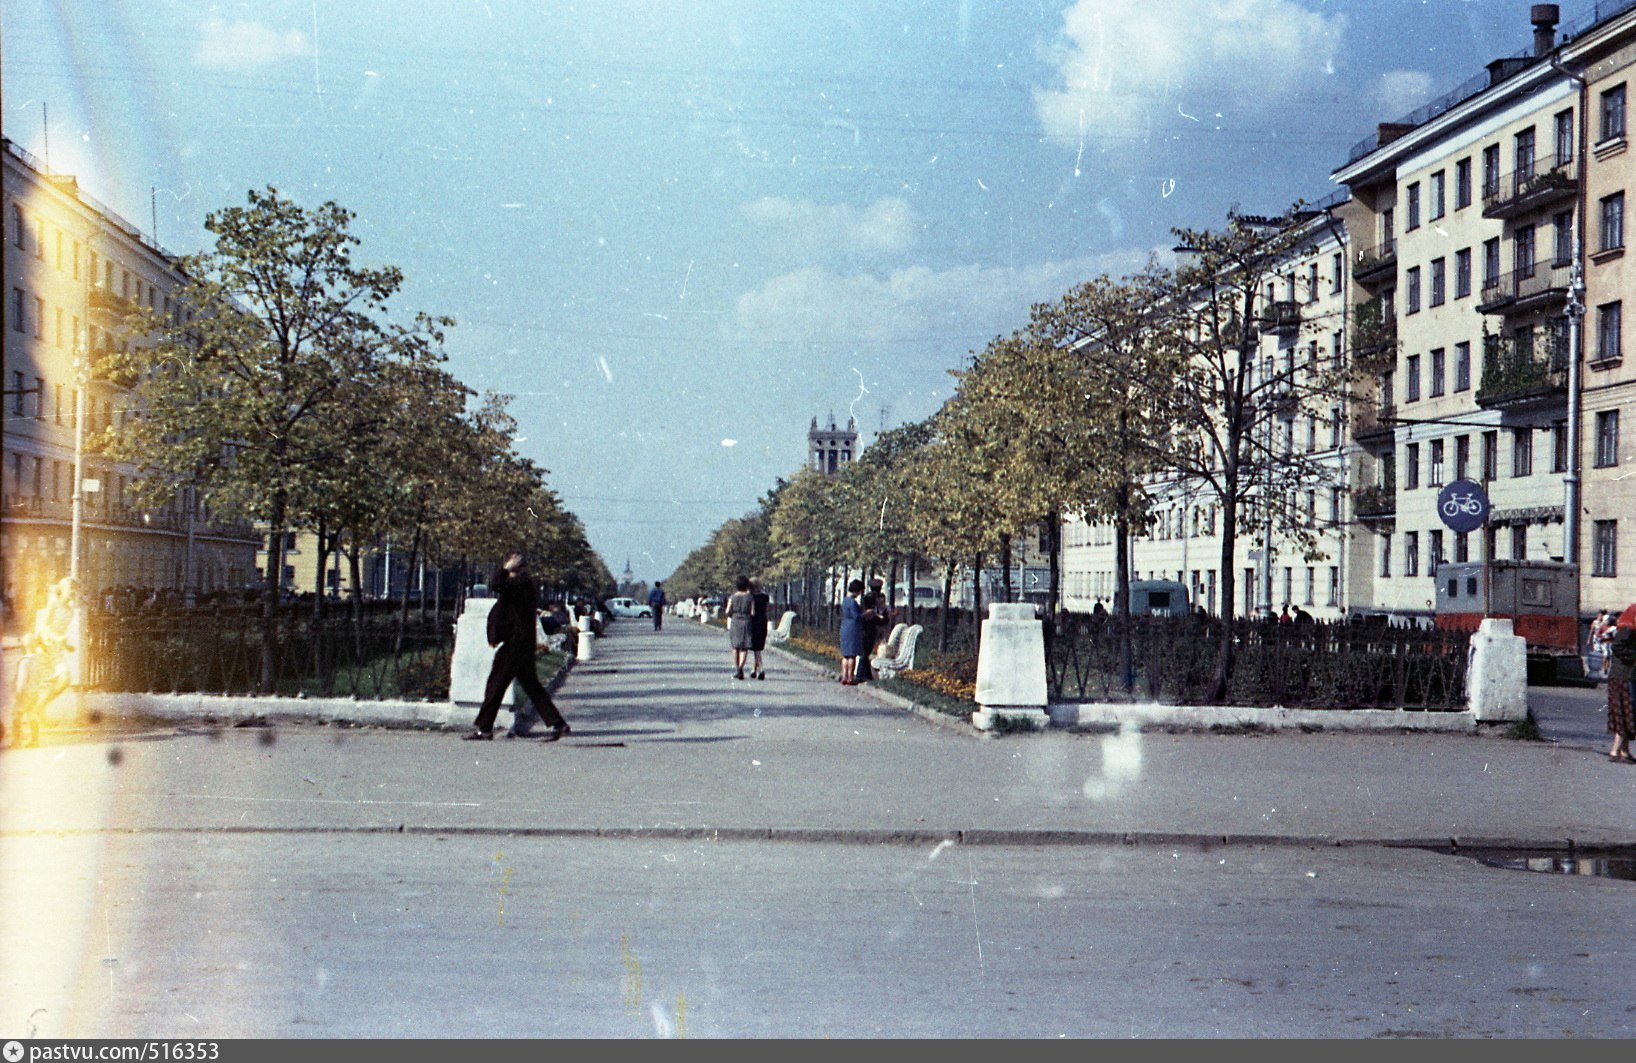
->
[853,578,886,683]
[9,575,79,747]
[726,575,755,680]
[839,578,865,685]
[648,580,667,631]
[1590,609,1615,681]
[465,551,570,742]
[747,578,770,680]
[1605,604,1636,763]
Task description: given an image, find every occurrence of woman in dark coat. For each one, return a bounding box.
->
[839,579,864,685]
[1606,603,1636,763]
[726,575,755,680]
[747,578,771,680]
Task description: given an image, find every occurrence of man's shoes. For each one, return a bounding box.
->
[540,723,571,743]
[461,729,494,741]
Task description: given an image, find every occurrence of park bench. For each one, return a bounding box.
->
[768,610,797,643]
[869,623,923,679]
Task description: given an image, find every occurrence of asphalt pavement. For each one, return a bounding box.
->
[4,614,1633,851]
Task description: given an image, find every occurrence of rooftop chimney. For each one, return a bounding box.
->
[1532,4,1560,57]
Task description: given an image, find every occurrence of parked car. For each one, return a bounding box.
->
[603,596,652,618]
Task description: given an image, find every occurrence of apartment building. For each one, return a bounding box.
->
[1334,2,1636,619]
[1062,207,1355,620]
[1,138,258,621]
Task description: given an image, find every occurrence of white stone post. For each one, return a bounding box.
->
[972,602,1049,732]
[577,611,596,661]
[449,597,521,721]
[1467,617,1528,723]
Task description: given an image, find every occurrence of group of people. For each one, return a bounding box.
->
[838,577,895,686]
[723,577,771,680]
[1599,604,1636,763]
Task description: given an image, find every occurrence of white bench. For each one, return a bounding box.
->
[768,610,797,643]
[870,624,923,679]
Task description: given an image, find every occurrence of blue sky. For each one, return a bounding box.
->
[2,0,1561,582]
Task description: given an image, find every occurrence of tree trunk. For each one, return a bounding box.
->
[348,545,365,662]
[395,526,422,656]
[938,562,955,652]
[972,551,985,631]
[1115,487,1134,694]
[1045,509,1062,624]
[260,496,287,695]
[1210,484,1240,705]
[312,517,330,695]
[1000,533,1013,603]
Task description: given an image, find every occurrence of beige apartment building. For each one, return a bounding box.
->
[1335,2,1636,621]
[1,138,258,623]
[1062,207,1356,621]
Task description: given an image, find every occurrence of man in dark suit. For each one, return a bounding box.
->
[465,551,571,742]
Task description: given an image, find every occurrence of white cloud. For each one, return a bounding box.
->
[1375,70,1437,119]
[739,196,917,257]
[194,16,310,70]
[733,248,1164,344]
[1033,0,1345,141]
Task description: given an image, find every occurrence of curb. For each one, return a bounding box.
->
[762,642,977,736]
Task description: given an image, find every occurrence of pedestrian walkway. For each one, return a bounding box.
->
[3,616,1633,852]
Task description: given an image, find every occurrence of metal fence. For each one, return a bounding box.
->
[1047,616,1469,711]
[83,607,456,701]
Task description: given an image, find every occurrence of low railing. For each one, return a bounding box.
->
[1481,155,1578,218]
[1047,616,1468,710]
[1,494,257,538]
[1352,239,1397,281]
[83,608,458,700]
[1477,337,1569,407]
[1353,482,1397,518]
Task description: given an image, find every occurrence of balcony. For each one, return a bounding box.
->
[1353,482,1397,520]
[1352,239,1397,286]
[1476,262,1572,316]
[1475,336,1569,410]
[1350,297,1397,364]
[1259,299,1302,336]
[1481,155,1579,220]
[1352,401,1397,445]
[88,286,136,317]
[1,493,257,540]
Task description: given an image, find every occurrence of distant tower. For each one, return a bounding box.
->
[621,557,634,594]
[808,413,857,476]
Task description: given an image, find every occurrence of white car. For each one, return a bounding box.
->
[603,596,652,618]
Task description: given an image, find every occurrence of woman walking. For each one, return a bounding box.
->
[1606,603,1636,763]
[747,578,770,680]
[726,575,755,680]
[839,579,865,685]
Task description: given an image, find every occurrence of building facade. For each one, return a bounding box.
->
[2,138,259,622]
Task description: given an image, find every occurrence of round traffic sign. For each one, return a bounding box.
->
[1436,478,1490,533]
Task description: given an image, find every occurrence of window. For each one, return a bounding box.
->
[1430,530,1445,571]
[1512,428,1533,477]
[10,371,22,415]
[1381,533,1393,578]
[1515,127,1536,183]
[1455,157,1472,209]
[10,204,21,249]
[1430,258,1445,307]
[1482,430,1498,481]
[1556,108,1575,163]
[1406,354,1421,402]
[1306,262,1318,302]
[1601,84,1626,142]
[1511,525,1528,561]
[1405,531,1420,577]
[1406,266,1421,313]
[1594,520,1619,577]
[9,287,21,333]
[1456,434,1471,481]
[1483,238,1501,286]
[1598,301,1622,362]
[1482,144,1501,197]
[1330,406,1342,449]
[33,377,43,420]
[1552,420,1568,473]
[1429,171,1445,219]
[1406,442,1421,488]
[1430,439,1445,485]
[1554,211,1573,266]
[1382,207,1395,243]
[1406,183,1421,230]
[1601,192,1625,252]
[53,384,62,425]
[1455,249,1471,298]
[1515,224,1537,277]
[1306,414,1316,452]
[1456,530,1470,563]
[1331,252,1343,293]
[71,240,80,280]
[1596,410,1621,467]
[1328,566,1340,606]
[1430,347,1445,396]
[32,297,44,339]
[1304,567,1315,606]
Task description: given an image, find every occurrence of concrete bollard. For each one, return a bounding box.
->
[449,597,521,723]
[577,614,596,661]
[972,602,1049,732]
[1467,617,1528,722]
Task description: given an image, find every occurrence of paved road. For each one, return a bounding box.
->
[2,618,1634,1038]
